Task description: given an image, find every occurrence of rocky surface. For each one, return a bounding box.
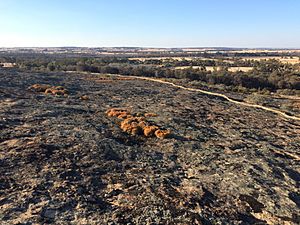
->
[0,69,299,224]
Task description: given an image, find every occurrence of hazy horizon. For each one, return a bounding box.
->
[1,46,300,49]
[1,0,300,48]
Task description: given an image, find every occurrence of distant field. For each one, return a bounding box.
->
[129,56,300,64]
[228,49,300,54]
[175,66,253,72]
[239,56,300,64]
[129,57,214,61]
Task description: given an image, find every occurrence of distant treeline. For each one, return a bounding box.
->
[2,54,300,92]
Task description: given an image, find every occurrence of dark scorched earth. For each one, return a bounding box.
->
[0,69,299,224]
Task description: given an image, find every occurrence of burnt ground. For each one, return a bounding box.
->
[0,69,299,225]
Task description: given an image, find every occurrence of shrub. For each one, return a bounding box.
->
[106,108,171,139]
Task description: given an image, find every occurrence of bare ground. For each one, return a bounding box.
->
[0,70,299,224]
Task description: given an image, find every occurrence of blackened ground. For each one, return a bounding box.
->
[0,69,299,224]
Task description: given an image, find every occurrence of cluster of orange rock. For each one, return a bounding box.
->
[106,108,171,139]
[29,84,69,96]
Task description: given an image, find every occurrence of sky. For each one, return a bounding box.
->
[0,0,299,48]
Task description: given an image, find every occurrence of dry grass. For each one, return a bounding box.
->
[240,56,300,64]
[228,67,253,72]
[175,66,253,72]
[87,77,136,83]
[129,57,217,62]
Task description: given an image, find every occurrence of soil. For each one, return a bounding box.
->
[0,69,300,224]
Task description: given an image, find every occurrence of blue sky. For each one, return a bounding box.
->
[0,0,299,48]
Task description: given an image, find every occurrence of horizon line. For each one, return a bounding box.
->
[1,46,300,50]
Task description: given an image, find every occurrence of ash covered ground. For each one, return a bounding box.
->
[0,70,299,224]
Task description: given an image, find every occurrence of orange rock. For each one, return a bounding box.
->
[143,126,159,137]
[144,113,158,117]
[155,129,171,139]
